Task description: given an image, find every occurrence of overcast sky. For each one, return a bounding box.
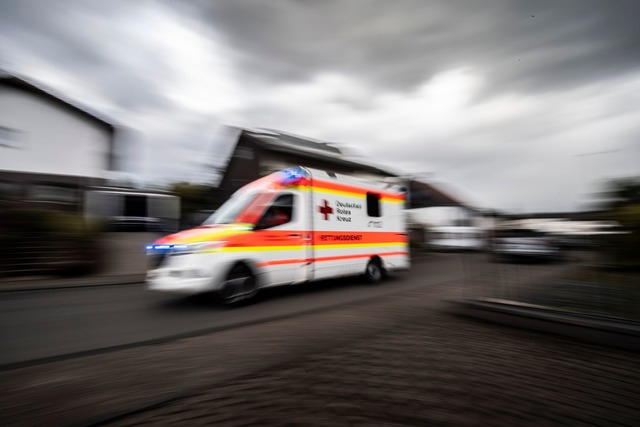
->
[2,0,639,212]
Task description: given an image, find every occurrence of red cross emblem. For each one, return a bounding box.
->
[319,200,333,220]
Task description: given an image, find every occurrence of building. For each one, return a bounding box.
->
[217,128,466,209]
[215,128,483,245]
[216,127,468,213]
[0,69,118,210]
[217,128,400,200]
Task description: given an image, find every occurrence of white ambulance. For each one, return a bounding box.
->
[145,167,409,303]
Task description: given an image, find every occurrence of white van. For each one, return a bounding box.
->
[85,189,180,232]
[145,167,409,303]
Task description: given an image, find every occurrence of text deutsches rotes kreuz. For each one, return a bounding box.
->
[335,201,361,222]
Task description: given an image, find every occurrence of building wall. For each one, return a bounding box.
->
[0,84,112,179]
[218,133,399,205]
[217,137,261,200]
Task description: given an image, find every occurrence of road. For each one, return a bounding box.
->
[2,251,614,427]
[0,252,564,367]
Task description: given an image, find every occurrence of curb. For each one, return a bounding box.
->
[447,298,640,352]
[0,274,146,293]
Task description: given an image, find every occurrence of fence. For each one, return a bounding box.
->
[456,249,640,322]
[0,232,99,277]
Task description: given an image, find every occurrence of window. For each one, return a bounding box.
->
[0,181,20,201]
[366,192,381,217]
[123,195,148,217]
[0,127,21,149]
[204,190,257,225]
[30,184,78,204]
[256,193,294,229]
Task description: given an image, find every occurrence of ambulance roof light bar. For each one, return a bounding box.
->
[279,167,309,185]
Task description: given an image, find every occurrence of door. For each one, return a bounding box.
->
[253,192,311,285]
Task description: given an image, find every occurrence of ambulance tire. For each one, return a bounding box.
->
[217,263,257,305]
[363,258,384,284]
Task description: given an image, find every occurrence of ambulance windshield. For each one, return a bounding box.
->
[202,190,257,225]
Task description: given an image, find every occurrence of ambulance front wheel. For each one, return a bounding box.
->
[364,258,384,284]
[217,263,257,305]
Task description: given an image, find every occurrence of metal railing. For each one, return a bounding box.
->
[0,233,95,277]
[457,249,640,322]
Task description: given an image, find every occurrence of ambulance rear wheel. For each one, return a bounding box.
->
[217,264,257,305]
[364,258,383,284]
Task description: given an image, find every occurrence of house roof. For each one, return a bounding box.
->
[408,179,465,208]
[0,68,115,132]
[240,128,397,177]
[231,128,466,208]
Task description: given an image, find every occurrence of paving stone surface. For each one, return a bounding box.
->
[2,256,638,427]
[110,297,640,426]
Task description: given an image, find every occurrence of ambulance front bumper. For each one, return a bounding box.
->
[146,268,216,294]
[145,250,228,295]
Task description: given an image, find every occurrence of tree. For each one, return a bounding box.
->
[168,183,223,228]
[599,177,640,209]
[596,176,640,269]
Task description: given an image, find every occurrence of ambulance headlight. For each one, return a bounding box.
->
[146,241,227,256]
[171,241,227,255]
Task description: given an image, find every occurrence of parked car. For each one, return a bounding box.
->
[491,228,562,262]
[427,226,485,252]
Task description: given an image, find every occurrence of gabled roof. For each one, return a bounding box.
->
[226,127,466,208]
[240,128,397,177]
[255,128,342,155]
[408,179,466,208]
[0,68,115,132]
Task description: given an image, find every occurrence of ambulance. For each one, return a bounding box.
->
[145,166,409,303]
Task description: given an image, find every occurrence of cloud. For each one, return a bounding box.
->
[194,0,640,95]
[224,67,640,211]
[1,0,639,212]
[1,0,243,182]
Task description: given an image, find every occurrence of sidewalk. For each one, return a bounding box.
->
[2,281,638,426]
[0,273,145,292]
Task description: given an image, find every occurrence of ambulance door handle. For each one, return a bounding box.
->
[263,234,285,241]
[288,233,302,238]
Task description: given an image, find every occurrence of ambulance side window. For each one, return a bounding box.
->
[366,192,381,217]
[255,193,295,229]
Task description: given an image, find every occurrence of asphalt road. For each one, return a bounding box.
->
[0,253,563,367]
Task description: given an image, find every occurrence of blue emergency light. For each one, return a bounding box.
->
[280,167,307,185]
[146,244,187,252]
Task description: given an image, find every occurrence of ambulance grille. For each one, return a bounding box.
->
[149,252,167,269]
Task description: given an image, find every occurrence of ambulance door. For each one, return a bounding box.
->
[252,191,311,285]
